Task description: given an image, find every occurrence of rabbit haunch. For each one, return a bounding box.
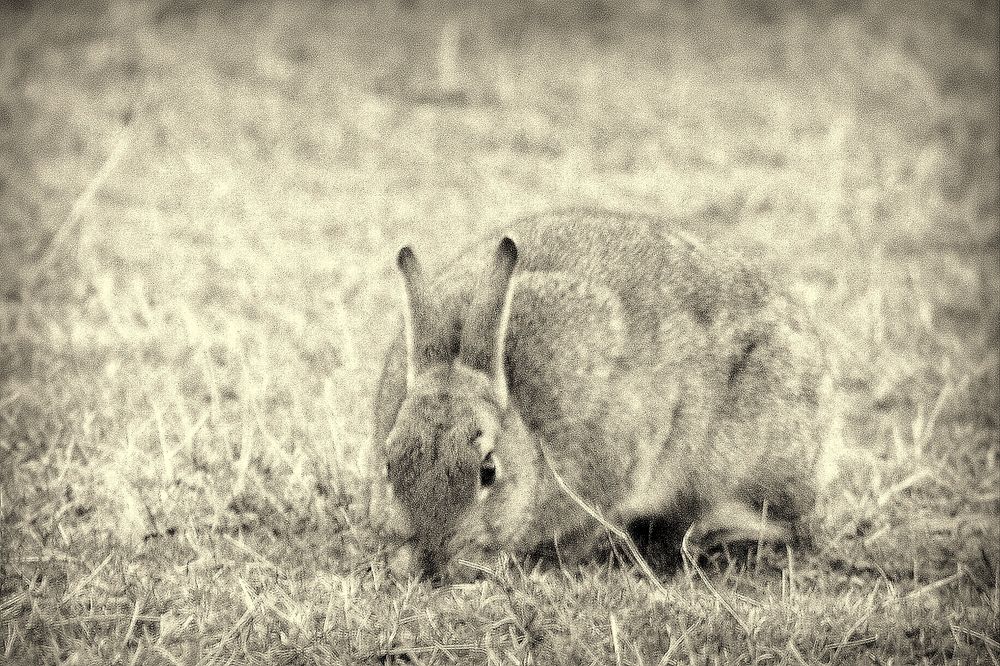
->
[369,208,833,582]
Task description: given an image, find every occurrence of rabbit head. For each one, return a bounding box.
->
[376,238,539,582]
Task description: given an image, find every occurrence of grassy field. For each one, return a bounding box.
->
[1,0,998,663]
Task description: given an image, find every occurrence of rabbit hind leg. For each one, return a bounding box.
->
[686,500,794,551]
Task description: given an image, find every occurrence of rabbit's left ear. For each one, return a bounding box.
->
[460,237,518,408]
[397,245,428,388]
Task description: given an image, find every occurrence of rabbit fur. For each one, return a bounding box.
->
[368,208,835,582]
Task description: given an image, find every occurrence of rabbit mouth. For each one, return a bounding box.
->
[417,549,446,584]
[406,528,496,584]
[416,543,468,584]
[420,548,495,585]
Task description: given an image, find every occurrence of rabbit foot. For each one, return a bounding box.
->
[687,500,794,550]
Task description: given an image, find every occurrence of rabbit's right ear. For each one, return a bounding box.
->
[397,245,427,387]
[460,237,518,409]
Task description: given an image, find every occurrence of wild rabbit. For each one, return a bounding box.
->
[367,208,835,582]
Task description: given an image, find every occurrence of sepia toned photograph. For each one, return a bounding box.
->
[1,0,997,663]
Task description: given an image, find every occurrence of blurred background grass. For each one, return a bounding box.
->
[1,0,998,663]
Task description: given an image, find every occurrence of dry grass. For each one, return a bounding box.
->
[1,0,998,663]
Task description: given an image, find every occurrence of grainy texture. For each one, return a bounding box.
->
[1,1,998,664]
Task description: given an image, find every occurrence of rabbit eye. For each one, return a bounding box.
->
[470,428,483,444]
[479,451,496,487]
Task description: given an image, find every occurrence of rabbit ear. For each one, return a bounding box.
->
[397,245,427,387]
[460,237,518,408]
